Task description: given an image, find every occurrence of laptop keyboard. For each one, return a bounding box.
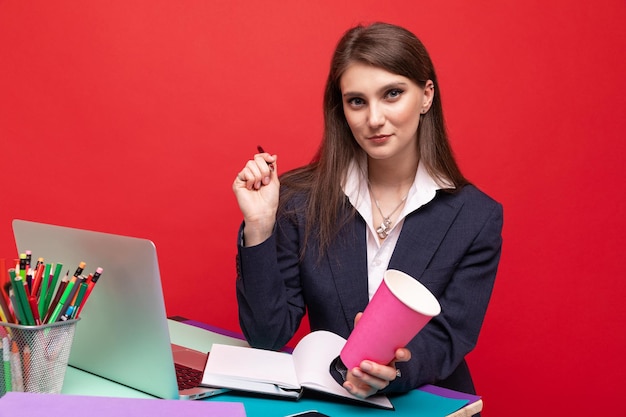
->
[175,363,203,390]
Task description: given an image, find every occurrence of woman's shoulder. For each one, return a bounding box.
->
[439,184,502,213]
[460,184,500,204]
[429,184,503,235]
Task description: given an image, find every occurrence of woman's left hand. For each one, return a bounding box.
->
[342,348,411,398]
[342,313,412,398]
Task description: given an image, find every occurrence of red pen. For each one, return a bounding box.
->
[257,145,275,171]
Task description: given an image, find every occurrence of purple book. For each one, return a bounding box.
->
[0,392,246,417]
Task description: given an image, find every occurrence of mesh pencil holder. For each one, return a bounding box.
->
[1,319,79,395]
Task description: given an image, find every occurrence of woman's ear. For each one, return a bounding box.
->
[421,80,435,114]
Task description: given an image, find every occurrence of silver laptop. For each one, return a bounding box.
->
[12,219,228,400]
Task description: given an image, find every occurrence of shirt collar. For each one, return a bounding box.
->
[342,158,449,221]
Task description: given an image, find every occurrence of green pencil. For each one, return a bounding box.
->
[38,263,52,318]
[8,269,34,325]
[43,263,63,316]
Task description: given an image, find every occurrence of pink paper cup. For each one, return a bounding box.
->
[339,269,441,370]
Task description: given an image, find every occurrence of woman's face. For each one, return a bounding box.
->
[340,63,434,163]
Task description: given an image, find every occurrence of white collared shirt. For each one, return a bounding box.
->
[342,160,447,299]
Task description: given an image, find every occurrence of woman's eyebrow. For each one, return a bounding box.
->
[342,81,409,98]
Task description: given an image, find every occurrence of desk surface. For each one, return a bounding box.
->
[61,319,481,417]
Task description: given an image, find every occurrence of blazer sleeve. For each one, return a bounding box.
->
[235,200,307,350]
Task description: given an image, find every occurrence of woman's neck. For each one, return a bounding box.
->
[366,154,419,191]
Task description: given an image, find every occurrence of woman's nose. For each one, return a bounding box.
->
[367,103,385,128]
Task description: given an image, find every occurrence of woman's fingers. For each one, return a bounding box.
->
[235,154,276,190]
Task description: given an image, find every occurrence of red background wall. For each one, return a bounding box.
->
[1,1,625,415]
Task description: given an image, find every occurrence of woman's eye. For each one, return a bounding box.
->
[386,89,404,100]
[347,97,365,107]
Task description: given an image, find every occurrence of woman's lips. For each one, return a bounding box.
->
[368,134,391,144]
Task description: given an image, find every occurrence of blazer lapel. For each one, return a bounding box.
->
[389,192,464,280]
[326,214,369,331]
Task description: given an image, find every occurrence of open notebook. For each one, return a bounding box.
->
[12,219,228,400]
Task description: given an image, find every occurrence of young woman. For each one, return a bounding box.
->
[232,22,503,399]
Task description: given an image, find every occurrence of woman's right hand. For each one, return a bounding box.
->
[232,151,279,246]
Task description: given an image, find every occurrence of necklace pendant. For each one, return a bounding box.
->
[376,218,392,239]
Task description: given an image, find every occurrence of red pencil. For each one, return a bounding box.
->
[31,263,45,298]
[29,295,42,325]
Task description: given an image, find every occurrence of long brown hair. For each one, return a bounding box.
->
[280,22,468,259]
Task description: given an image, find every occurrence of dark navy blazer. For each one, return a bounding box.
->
[236,184,503,394]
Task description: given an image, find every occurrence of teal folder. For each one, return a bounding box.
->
[206,388,469,417]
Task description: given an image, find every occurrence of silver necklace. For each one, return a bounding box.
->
[368,184,408,240]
